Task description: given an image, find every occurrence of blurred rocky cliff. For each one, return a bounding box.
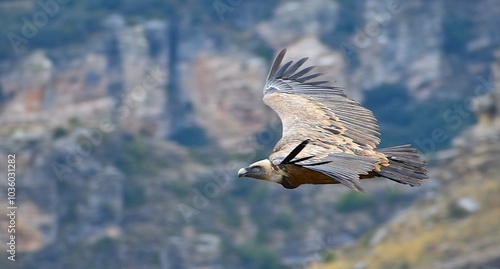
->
[0,0,500,268]
[313,50,500,269]
[1,0,498,149]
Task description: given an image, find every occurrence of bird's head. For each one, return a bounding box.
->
[238,159,280,182]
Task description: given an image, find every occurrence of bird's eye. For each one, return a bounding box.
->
[251,166,262,173]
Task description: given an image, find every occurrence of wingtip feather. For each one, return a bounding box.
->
[267,48,287,82]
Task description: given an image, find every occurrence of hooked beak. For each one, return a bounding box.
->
[238,167,248,178]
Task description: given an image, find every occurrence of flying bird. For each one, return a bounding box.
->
[237,49,428,191]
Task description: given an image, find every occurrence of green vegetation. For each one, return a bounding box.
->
[66,237,122,269]
[0,8,29,59]
[234,243,283,269]
[106,134,163,208]
[61,199,79,225]
[447,202,468,219]
[115,134,152,174]
[0,3,105,59]
[322,0,364,67]
[442,7,473,55]
[0,0,280,60]
[223,211,242,228]
[57,178,80,225]
[97,204,118,224]
[68,117,82,127]
[112,133,168,174]
[335,191,373,212]
[230,180,269,204]
[124,182,147,208]
[252,43,275,62]
[0,83,5,104]
[363,83,475,152]
[220,197,242,228]
[170,126,209,147]
[94,132,170,208]
[91,237,117,253]
[165,180,191,199]
[363,84,411,126]
[52,118,85,139]
[91,239,123,269]
[52,126,69,139]
[381,188,404,203]
[322,250,336,263]
[332,0,363,40]
[273,212,293,229]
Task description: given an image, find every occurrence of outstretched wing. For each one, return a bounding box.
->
[264,49,382,191]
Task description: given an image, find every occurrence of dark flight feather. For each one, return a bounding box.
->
[275,61,293,79]
[280,139,311,165]
[289,66,316,80]
[289,155,315,164]
[266,48,287,82]
[283,57,308,77]
[295,153,378,192]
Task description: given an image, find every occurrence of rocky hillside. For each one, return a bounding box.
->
[312,74,500,269]
[1,0,499,149]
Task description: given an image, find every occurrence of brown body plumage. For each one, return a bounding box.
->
[237,49,428,191]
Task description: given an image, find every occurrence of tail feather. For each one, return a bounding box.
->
[376,145,428,187]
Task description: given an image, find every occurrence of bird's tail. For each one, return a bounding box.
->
[376,145,428,187]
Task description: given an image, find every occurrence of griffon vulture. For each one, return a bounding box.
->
[237,49,428,191]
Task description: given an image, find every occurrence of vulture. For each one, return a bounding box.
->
[237,49,428,191]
